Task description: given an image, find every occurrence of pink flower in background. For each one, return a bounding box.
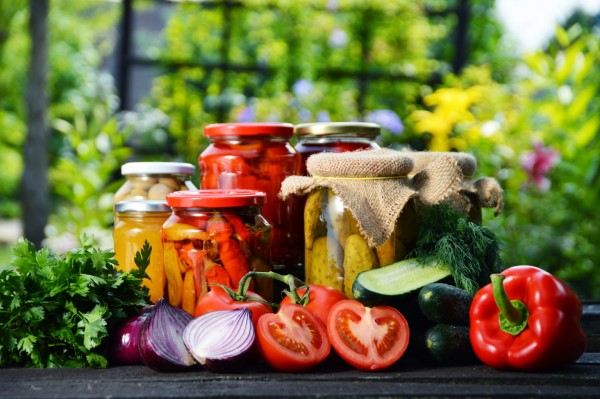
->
[519,141,560,191]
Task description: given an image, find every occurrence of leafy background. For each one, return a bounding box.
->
[0,0,598,299]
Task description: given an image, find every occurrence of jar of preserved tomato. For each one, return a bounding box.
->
[294,122,381,175]
[113,200,172,303]
[163,189,273,315]
[113,162,197,204]
[199,123,303,275]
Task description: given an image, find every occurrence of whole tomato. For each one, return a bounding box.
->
[195,287,273,327]
[280,284,347,327]
[256,303,331,372]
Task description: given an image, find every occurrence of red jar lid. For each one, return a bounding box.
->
[166,189,267,208]
[204,122,294,138]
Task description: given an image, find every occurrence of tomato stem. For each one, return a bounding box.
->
[209,282,280,309]
[237,271,310,306]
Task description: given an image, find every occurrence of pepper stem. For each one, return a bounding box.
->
[491,274,529,335]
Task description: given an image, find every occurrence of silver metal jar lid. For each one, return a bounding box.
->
[114,200,172,213]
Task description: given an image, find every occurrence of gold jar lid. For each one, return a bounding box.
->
[294,122,380,138]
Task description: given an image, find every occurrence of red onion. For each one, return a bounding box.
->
[109,306,152,365]
[139,298,196,371]
[183,307,256,372]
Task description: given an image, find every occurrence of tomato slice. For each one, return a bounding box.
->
[257,304,331,372]
[327,299,409,371]
[280,284,347,328]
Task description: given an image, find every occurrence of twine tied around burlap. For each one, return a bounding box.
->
[280,148,471,248]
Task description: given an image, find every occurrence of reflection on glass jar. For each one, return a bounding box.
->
[163,190,273,315]
[199,123,302,274]
[113,201,172,303]
[304,189,417,298]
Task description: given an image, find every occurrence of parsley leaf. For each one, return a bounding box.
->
[0,237,150,368]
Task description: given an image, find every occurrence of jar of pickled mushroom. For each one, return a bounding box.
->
[199,123,303,275]
[162,189,273,315]
[294,122,382,175]
[113,200,172,303]
[113,162,197,204]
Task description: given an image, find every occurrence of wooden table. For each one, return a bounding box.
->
[1,303,598,399]
[0,353,599,399]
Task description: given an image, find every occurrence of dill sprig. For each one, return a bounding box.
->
[409,203,503,296]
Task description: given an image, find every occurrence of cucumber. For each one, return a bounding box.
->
[424,324,478,365]
[352,258,451,307]
[418,283,472,326]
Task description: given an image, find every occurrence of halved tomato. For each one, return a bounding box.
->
[256,304,331,372]
[327,299,410,371]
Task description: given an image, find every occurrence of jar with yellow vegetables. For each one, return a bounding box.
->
[162,189,272,316]
[113,200,172,303]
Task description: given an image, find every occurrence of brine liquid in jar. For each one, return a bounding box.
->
[199,123,303,276]
[113,201,172,303]
[163,189,273,315]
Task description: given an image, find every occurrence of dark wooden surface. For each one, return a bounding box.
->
[1,303,598,399]
[0,353,599,399]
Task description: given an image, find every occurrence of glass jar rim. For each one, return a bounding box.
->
[204,122,294,138]
[121,162,196,176]
[166,189,267,208]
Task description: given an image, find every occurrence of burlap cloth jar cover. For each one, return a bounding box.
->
[279,148,485,249]
[403,151,503,222]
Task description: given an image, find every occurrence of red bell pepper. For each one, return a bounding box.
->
[469,265,587,371]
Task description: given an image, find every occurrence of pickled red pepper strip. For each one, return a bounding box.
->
[205,260,233,288]
[218,238,252,289]
[223,212,252,241]
[469,265,587,371]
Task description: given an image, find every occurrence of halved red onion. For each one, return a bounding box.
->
[109,306,152,365]
[139,298,197,371]
[183,307,256,372]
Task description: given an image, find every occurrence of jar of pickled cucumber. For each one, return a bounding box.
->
[294,122,382,175]
[163,189,273,315]
[113,162,197,203]
[113,200,172,303]
[199,123,303,274]
[303,189,418,298]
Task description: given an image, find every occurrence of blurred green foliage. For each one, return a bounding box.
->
[410,25,600,298]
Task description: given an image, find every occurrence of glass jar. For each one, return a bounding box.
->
[113,162,197,204]
[294,122,381,175]
[113,201,172,303]
[163,189,273,315]
[304,189,417,298]
[199,123,303,274]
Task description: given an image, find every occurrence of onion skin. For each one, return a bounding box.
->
[109,307,152,365]
[139,298,197,372]
[183,308,257,372]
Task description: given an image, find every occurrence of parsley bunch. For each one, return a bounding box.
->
[0,236,150,368]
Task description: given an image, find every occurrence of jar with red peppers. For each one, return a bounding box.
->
[163,190,272,315]
[294,122,381,175]
[199,123,303,275]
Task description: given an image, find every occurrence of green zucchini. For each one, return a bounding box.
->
[352,258,451,307]
[424,324,478,365]
[418,283,472,326]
